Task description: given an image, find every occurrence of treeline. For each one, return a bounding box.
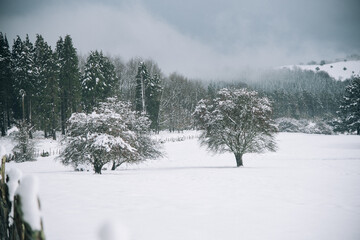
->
[252,68,348,119]
[206,68,347,120]
[0,33,80,138]
[0,33,206,136]
[0,33,349,137]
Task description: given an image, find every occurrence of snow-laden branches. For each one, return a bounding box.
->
[60,98,162,174]
[194,88,277,167]
[335,77,360,134]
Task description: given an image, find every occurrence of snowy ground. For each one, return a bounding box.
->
[2,131,360,240]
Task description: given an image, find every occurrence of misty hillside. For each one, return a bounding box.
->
[281,60,360,81]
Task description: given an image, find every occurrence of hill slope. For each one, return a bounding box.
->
[281,60,360,81]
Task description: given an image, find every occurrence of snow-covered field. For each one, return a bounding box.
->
[2,131,360,240]
[281,60,360,81]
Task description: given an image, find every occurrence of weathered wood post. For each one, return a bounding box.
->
[0,155,9,240]
[13,176,46,240]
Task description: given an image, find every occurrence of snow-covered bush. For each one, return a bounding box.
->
[60,98,162,174]
[194,88,277,167]
[275,118,334,135]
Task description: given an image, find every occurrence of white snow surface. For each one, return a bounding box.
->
[6,168,22,201]
[6,168,23,225]
[15,175,42,231]
[98,220,130,240]
[281,60,360,81]
[0,136,15,157]
[4,131,360,240]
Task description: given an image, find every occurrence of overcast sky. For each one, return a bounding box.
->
[1,0,359,79]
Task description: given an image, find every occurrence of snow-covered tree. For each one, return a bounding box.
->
[193,88,277,167]
[60,98,161,174]
[0,32,12,136]
[135,62,150,113]
[134,62,163,131]
[56,35,81,135]
[145,74,162,131]
[118,58,162,108]
[34,34,59,139]
[12,121,35,162]
[159,73,206,131]
[81,51,117,113]
[11,35,36,130]
[336,77,360,135]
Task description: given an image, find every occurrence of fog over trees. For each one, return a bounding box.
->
[0,32,357,140]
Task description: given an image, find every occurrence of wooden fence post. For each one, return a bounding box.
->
[1,155,5,185]
[1,155,9,240]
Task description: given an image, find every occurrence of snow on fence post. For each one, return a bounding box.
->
[1,155,10,240]
[13,175,45,240]
[0,160,46,240]
[98,220,130,240]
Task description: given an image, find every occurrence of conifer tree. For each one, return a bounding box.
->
[34,34,59,139]
[0,32,12,136]
[135,62,163,131]
[135,62,149,113]
[13,121,35,162]
[336,77,360,135]
[11,35,36,137]
[56,35,81,134]
[81,50,117,112]
[145,74,162,131]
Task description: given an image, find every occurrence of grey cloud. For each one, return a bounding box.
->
[0,0,359,79]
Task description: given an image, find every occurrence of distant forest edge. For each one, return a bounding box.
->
[0,33,357,136]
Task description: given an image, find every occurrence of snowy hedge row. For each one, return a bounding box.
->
[275,118,334,135]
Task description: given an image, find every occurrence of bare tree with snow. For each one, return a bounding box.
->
[193,88,277,167]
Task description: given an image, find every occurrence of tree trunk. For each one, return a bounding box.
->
[7,106,11,128]
[1,126,5,137]
[111,161,116,170]
[52,129,56,140]
[52,99,57,140]
[235,153,243,167]
[111,161,125,170]
[94,164,102,174]
[94,160,103,174]
[61,102,66,135]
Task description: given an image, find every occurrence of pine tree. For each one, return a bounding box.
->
[0,32,12,136]
[145,74,162,131]
[34,34,59,139]
[81,51,117,112]
[337,77,360,134]
[13,121,35,162]
[56,35,81,134]
[11,35,36,137]
[135,62,149,113]
[134,62,163,131]
[10,36,23,120]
